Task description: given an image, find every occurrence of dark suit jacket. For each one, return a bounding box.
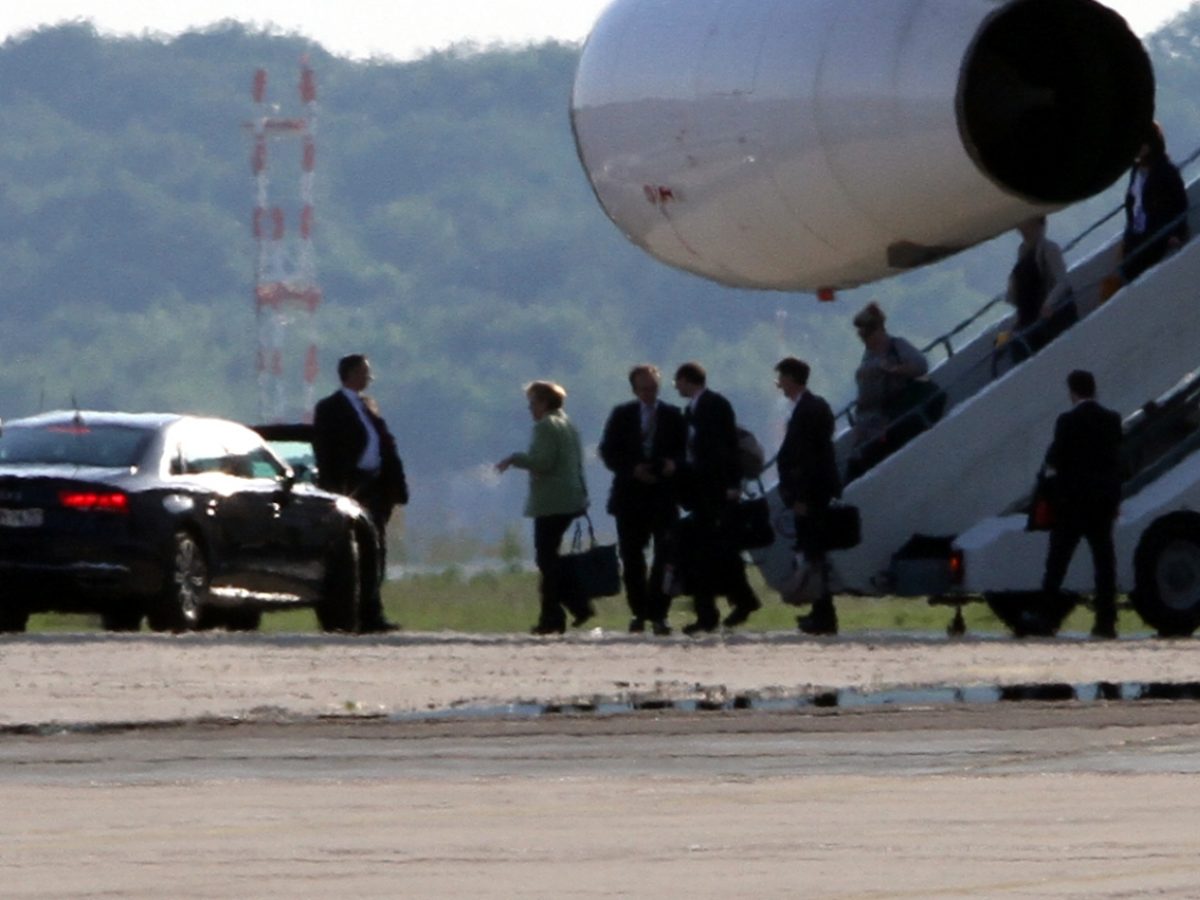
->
[681,389,741,509]
[599,399,686,520]
[1125,156,1190,245]
[1044,399,1122,521]
[1123,156,1190,282]
[776,390,842,508]
[312,390,408,505]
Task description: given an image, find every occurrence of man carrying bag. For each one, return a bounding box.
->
[774,357,843,635]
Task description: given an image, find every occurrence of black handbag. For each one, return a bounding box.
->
[560,514,621,600]
[725,482,775,550]
[822,502,862,551]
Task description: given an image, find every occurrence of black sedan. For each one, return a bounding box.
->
[0,410,379,633]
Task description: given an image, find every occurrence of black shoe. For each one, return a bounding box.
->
[531,622,566,636]
[628,617,646,634]
[722,600,761,629]
[358,619,400,634]
[651,620,672,636]
[682,619,718,636]
[797,610,837,636]
[1011,609,1054,638]
[1091,621,1118,640]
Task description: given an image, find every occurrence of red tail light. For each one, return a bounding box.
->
[949,549,964,586]
[59,491,130,513]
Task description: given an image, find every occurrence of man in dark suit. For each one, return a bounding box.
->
[313,353,409,633]
[1040,369,1123,639]
[1121,122,1189,283]
[774,357,843,635]
[673,361,760,635]
[600,364,687,636]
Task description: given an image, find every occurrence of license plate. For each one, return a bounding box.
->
[0,507,43,528]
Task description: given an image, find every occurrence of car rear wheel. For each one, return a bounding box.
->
[0,601,29,633]
[1132,513,1200,637]
[101,607,143,632]
[147,532,209,633]
[316,530,361,632]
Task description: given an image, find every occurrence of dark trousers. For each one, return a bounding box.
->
[1121,232,1170,283]
[349,471,394,626]
[533,513,579,629]
[792,503,830,564]
[688,504,758,627]
[1010,301,1079,364]
[1042,513,1117,620]
[794,504,834,612]
[615,512,674,623]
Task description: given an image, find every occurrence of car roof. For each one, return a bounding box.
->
[7,410,205,430]
[251,423,315,442]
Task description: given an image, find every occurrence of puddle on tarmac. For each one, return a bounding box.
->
[393,680,1200,722]
[9,682,1200,736]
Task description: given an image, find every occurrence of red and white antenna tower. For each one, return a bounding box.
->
[250,59,321,422]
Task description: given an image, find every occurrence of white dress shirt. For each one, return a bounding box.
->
[341,387,382,472]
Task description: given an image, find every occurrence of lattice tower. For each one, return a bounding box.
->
[250,60,321,422]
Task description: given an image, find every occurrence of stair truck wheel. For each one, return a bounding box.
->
[1132,513,1200,637]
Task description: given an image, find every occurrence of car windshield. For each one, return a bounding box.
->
[0,423,154,467]
[267,440,317,483]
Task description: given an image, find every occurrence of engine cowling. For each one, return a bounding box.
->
[571,0,1154,293]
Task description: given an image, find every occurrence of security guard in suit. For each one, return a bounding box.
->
[313,353,408,633]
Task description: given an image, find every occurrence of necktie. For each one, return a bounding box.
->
[641,404,656,457]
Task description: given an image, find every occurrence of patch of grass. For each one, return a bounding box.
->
[370,568,1073,636]
[26,613,101,632]
[21,568,1148,636]
[380,569,543,632]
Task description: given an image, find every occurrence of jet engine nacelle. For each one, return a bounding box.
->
[570,0,1154,293]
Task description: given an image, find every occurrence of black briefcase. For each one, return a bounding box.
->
[724,490,775,551]
[823,503,862,551]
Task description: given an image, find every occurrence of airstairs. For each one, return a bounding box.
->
[952,360,1200,636]
[752,173,1200,597]
[957,363,1200,591]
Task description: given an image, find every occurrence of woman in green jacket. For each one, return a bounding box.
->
[497,380,590,634]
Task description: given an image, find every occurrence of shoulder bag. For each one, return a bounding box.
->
[560,513,621,600]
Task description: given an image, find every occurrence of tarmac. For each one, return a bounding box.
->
[3,629,1200,897]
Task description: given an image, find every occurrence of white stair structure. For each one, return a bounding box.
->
[752,178,1200,596]
[955,363,1200,636]
[956,402,1200,592]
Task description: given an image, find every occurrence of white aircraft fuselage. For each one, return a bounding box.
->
[571,0,1154,293]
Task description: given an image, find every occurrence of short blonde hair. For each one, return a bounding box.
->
[524,380,567,410]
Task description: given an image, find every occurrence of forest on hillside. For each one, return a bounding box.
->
[2,14,1200,555]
